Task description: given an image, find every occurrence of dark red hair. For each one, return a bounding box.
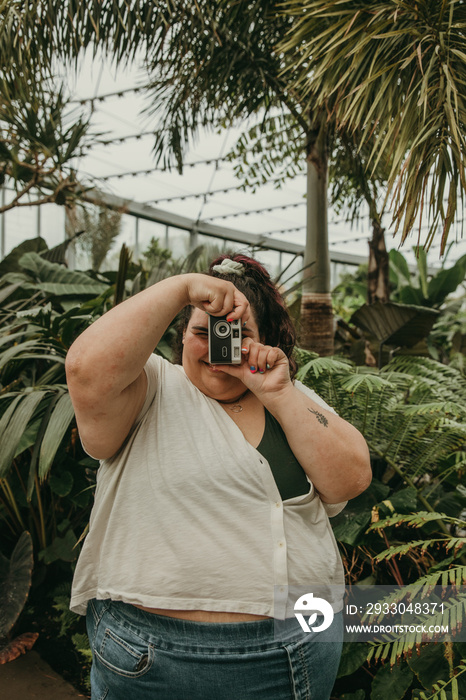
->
[173,253,297,378]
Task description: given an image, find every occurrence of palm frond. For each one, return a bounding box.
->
[280,0,466,253]
[369,511,466,532]
[374,539,466,563]
[367,596,466,666]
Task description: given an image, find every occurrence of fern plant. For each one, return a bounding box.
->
[296,351,466,507]
[296,349,466,699]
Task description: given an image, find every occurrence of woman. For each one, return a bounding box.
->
[66,253,371,700]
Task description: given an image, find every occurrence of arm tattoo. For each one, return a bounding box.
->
[307,407,329,427]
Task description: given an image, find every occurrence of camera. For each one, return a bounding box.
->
[208,315,242,364]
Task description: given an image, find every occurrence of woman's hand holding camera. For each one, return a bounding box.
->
[219,338,293,400]
[183,274,250,323]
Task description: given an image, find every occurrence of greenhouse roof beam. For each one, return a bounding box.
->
[81,188,367,265]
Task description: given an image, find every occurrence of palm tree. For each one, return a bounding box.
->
[280,0,466,256]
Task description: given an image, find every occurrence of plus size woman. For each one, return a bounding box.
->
[66,253,371,700]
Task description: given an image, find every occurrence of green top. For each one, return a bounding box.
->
[256,409,310,501]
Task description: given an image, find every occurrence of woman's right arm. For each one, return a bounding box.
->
[65,274,249,459]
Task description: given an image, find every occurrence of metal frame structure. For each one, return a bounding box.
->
[81,187,367,267]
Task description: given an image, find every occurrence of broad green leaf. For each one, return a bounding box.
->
[371,662,413,700]
[38,529,78,564]
[1,349,67,369]
[359,480,392,507]
[408,642,451,692]
[0,531,34,636]
[18,252,109,296]
[0,331,37,349]
[59,299,92,312]
[0,391,48,477]
[26,392,62,500]
[13,416,42,457]
[296,356,351,380]
[35,282,110,296]
[332,510,371,546]
[16,302,52,321]
[351,301,439,347]
[0,395,22,430]
[49,470,74,497]
[389,250,411,284]
[380,487,418,515]
[0,339,43,370]
[427,262,466,307]
[337,642,368,678]
[38,392,75,480]
[0,283,22,305]
[0,237,47,276]
[398,287,425,306]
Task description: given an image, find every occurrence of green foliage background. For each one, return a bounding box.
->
[0,238,465,698]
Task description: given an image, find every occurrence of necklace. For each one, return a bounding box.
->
[216,389,249,413]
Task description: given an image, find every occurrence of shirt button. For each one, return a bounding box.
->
[275,502,281,508]
[278,541,284,547]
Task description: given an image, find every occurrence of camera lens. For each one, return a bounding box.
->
[213,320,231,338]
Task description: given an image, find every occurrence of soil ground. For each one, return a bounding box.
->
[0,650,86,699]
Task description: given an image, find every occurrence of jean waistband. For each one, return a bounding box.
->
[94,599,317,652]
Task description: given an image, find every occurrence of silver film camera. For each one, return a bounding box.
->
[208,315,242,364]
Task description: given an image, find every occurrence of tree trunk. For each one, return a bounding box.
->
[300,112,334,356]
[367,219,389,304]
[64,203,78,269]
[300,291,334,353]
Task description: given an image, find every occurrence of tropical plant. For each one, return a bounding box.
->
[0,77,93,213]
[0,531,38,664]
[387,248,466,363]
[333,264,369,322]
[0,255,110,561]
[389,250,466,309]
[141,236,174,271]
[49,581,92,691]
[332,249,466,366]
[74,204,122,271]
[429,299,466,370]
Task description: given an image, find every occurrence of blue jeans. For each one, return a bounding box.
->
[86,599,343,700]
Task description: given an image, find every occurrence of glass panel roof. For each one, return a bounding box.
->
[2,52,464,273]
